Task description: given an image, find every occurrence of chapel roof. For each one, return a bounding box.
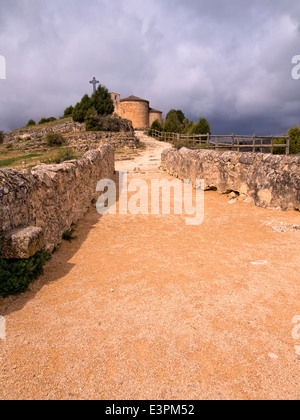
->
[149,107,163,113]
[120,95,149,103]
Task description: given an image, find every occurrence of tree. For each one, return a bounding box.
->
[63,105,74,117]
[148,119,163,135]
[91,85,114,116]
[0,130,4,144]
[72,94,93,123]
[85,107,101,131]
[182,118,194,134]
[287,126,300,155]
[26,119,36,127]
[191,117,211,135]
[175,110,185,125]
[72,85,114,124]
[164,110,183,133]
[46,133,65,147]
[39,117,57,125]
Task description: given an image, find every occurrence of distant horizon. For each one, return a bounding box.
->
[2,101,294,138]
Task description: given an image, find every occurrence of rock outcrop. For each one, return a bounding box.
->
[0,145,115,259]
[161,148,300,211]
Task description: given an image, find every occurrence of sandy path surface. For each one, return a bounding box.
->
[0,133,299,400]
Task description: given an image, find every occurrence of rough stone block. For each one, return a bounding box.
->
[0,227,44,259]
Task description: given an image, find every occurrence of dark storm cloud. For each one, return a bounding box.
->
[0,0,300,134]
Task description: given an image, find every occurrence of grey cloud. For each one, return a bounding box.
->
[0,0,300,135]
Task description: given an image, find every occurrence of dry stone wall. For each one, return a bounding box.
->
[0,145,115,259]
[161,148,300,211]
[4,120,85,144]
[4,117,138,152]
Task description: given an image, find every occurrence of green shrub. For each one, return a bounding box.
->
[287,127,300,155]
[0,250,51,297]
[0,130,4,144]
[63,105,74,117]
[85,107,101,131]
[54,148,76,163]
[148,119,163,136]
[173,140,210,150]
[39,117,57,125]
[273,138,286,155]
[164,110,183,133]
[191,117,211,135]
[62,226,77,242]
[26,119,36,127]
[46,132,65,147]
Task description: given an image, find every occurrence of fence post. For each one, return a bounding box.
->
[286,136,290,155]
[253,135,256,153]
[216,137,219,151]
[271,136,274,154]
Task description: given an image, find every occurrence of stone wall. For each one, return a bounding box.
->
[4,117,138,152]
[149,110,163,127]
[9,131,139,153]
[0,145,115,259]
[161,148,300,211]
[4,119,85,144]
[65,132,139,152]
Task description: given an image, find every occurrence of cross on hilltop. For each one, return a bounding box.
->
[89,77,99,94]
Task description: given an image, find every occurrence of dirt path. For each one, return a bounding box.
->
[0,133,299,400]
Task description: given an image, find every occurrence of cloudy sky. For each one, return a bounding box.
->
[0,0,300,134]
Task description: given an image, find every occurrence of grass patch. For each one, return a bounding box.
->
[0,153,41,168]
[0,145,83,170]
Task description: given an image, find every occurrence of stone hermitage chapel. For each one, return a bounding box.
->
[110,92,163,130]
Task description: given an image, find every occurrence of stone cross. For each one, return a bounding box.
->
[89,77,99,94]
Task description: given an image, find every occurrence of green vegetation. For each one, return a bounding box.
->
[84,107,100,131]
[46,132,65,147]
[287,127,300,155]
[39,117,57,125]
[92,85,114,116]
[54,148,77,164]
[149,109,211,141]
[63,105,74,117]
[0,153,41,168]
[273,138,287,155]
[26,119,36,127]
[0,131,4,144]
[173,140,210,150]
[164,110,183,133]
[72,85,114,124]
[273,127,300,155]
[148,119,163,135]
[190,117,211,135]
[62,226,77,242]
[0,250,51,297]
[72,94,93,123]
